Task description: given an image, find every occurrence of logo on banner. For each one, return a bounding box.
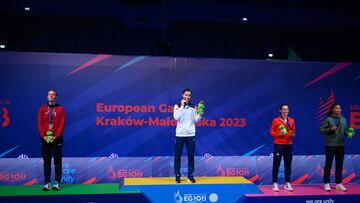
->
[209,193,219,202]
[108,153,119,158]
[174,190,183,203]
[217,164,250,177]
[107,166,143,180]
[62,163,77,183]
[173,190,218,203]
[0,172,26,182]
[203,153,212,158]
[17,154,29,159]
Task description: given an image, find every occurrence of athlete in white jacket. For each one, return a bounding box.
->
[173,88,203,183]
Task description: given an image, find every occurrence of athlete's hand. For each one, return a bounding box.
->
[181,99,187,107]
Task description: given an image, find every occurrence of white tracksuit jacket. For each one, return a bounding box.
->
[173,103,202,137]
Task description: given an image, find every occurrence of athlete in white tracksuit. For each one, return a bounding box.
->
[173,88,203,183]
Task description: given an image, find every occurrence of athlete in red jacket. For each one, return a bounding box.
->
[38,89,66,191]
[270,104,296,192]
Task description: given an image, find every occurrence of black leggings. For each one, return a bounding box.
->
[324,146,344,184]
[41,139,63,183]
[174,136,195,177]
[272,144,293,183]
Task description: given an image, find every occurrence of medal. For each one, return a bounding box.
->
[47,106,56,130]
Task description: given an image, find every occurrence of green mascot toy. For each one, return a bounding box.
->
[347,127,355,139]
[196,100,205,115]
[46,130,54,143]
[279,124,288,135]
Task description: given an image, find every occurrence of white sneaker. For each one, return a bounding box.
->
[272,183,279,192]
[42,182,51,191]
[52,181,60,191]
[336,183,347,191]
[284,182,294,191]
[324,183,331,192]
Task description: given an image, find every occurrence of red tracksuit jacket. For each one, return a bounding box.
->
[38,103,66,141]
[270,116,296,145]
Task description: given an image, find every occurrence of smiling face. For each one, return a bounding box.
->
[331,105,341,116]
[279,105,289,118]
[182,90,191,103]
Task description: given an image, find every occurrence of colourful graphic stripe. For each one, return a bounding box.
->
[305,62,352,88]
[343,172,356,184]
[242,144,266,157]
[113,56,147,72]
[23,178,38,186]
[292,173,310,185]
[83,177,97,184]
[249,175,259,183]
[316,90,335,123]
[0,146,20,158]
[67,54,112,76]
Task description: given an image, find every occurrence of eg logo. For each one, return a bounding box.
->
[2,107,10,127]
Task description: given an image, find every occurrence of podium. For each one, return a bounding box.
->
[119,176,261,203]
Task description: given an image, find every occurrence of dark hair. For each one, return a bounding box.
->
[279,104,288,110]
[279,104,288,115]
[182,88,192,94]
[327,103,340,117]
[48,89,58,96]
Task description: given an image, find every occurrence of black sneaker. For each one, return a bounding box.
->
[187,176,196,183]
[42,183,51,191]
[175,175,181,183]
